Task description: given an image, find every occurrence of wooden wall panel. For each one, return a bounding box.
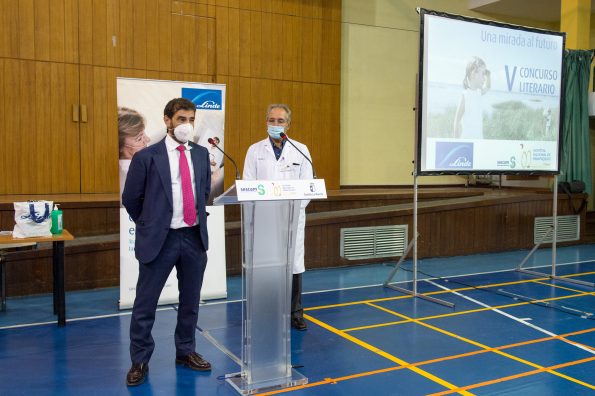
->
[158,0,173,71]
[51,63,81,192]
[0,0,341,194]
[49,0,66,62]
[33,0,51,61]
[79,66,119,193]
[213,1,341,188]
[0,59,80,194]
[1,0,79,62]
[0,59,5,193]
[132,0,148,70]
[0,0,18,58]
[18,0,35,60]
[64,0,80,63]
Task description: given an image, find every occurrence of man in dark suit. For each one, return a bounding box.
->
[122,98,212,386]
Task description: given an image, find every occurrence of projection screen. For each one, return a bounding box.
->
[416,9,565,175]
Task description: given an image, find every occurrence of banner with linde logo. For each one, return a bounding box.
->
[117,77,227,309]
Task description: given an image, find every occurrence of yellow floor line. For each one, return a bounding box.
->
[300,314,473,396]
[256,267,595,395]
[367,302,595,391]
[427,356,595,396]
[255,321,595,395]
[306,270,595,312]
[343,291,592,332]
[533,279,588,293]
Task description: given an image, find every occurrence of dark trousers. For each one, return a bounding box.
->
[129,226,207,364]
[291,273,303,320]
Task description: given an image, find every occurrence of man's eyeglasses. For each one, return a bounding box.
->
[267,118,288,124]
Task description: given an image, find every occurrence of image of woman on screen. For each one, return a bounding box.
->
[118,107,150,202]
[453,56,491,139]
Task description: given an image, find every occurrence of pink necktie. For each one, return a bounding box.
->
[177,145,196,226]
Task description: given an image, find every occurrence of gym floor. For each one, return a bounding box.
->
[1,245,594,395]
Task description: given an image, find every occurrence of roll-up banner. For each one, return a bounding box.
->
[117,77,227,309]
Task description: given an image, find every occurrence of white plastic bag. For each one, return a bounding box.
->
[13,201,53,238]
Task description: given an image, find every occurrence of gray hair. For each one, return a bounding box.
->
[266,104,292,124]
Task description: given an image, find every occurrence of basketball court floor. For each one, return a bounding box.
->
[0,245,594,395]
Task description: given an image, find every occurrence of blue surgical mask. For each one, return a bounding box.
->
[267,125,285,140]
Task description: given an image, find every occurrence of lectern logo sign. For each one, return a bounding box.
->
[257,184,265,195]
[273,183,282,196]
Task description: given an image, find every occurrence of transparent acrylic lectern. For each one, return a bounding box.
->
[214,183,309,395]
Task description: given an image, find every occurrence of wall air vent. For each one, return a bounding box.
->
[340,225,408,260]
[534,215,580,244]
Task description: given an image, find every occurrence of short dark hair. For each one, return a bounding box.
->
[164,98,196,119]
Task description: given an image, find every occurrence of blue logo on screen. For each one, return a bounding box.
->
[182,88,222,110]
[435,142,473,169]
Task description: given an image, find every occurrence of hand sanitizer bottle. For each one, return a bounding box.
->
[51,204,63,235]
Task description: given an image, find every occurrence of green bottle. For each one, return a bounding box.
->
[51,204,63,235]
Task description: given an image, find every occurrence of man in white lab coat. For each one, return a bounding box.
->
[243,104,314,331]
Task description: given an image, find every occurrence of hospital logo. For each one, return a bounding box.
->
[182,88,223,110]
[435,142,473,169]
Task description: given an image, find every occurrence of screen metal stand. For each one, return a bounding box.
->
[384,171,454,308]
[516,175,594,288]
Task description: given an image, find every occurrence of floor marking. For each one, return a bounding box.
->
[294,260,594,298]
[0,306,175,330]
[426,279,595,356]
[366,301,595,389]
[300,314,473,395]
[533,279,590,293]
[1,266,592,330]
[256,327,595,395]
[341,290,592,332]
[306,273,592,311]
[426,356,595,396]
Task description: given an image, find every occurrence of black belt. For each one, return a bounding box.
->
[170,224,199,233]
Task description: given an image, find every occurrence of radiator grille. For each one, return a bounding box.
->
[534,215,580,244]
[340,225,408,260]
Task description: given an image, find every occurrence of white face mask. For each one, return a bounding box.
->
[173,123,193,143]
[267,125,285,140]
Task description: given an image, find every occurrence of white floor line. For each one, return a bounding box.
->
[425,279,595,355]
[304,258,594,296]
[1,259,592,330]
[0,306,175,330]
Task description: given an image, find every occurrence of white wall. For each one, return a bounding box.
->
[340,0,557,186]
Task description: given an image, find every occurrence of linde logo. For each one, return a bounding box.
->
[449,157,472,167]
[435,142,473,169]
[198,100,220,109]
[181,88,223,110]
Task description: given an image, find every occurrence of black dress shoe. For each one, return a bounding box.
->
[292,317,307,331]
[126,363,148,386]
[175,352,212,371]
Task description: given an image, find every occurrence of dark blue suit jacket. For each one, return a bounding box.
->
[122,138,211,263]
